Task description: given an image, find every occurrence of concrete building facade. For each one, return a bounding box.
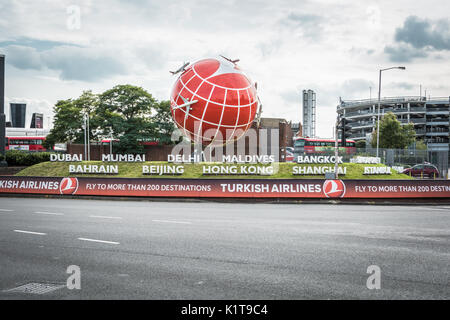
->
[337,96,450,151]
[302,89,316,138]
[10,103,26,128]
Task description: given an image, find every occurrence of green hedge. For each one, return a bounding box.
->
[16,161,413,180]
[5,150,52,166]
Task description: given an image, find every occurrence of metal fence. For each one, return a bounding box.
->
[358,148,448,178]
[295,147,449,179]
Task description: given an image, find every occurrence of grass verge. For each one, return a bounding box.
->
[15,161,414,180]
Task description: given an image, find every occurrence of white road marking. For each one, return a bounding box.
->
[77,237,120,245]
[34,211,64,216]
[89,215,122,220]
[0,209,14,212]
[14,230,47,236]
[416,207,450,211]
[152,219,192,225]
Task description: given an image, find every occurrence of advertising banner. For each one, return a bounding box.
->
[1,176,450,199]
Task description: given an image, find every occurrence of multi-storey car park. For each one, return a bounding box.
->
[337,96,450,152]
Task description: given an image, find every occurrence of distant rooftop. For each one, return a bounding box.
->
[338,96,449,108]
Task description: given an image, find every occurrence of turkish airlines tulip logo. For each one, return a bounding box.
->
[322,180,346,198]
[60,177,79,195]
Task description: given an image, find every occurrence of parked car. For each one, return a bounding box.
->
[402,163,439,178]
[285,149,295,162]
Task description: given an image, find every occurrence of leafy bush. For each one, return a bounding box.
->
[355,140,366,148]
[5,151,51,166]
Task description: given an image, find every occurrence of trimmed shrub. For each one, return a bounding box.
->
[5,151,51,166]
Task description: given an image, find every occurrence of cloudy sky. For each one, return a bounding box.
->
[1,0,449,137]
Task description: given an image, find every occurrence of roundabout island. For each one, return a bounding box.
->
[1,155,449,200]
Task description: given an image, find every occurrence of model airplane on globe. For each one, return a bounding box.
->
[256,96,263,128]
[220,55,240,64]
[170,62,190,75]
[172,94,197,116]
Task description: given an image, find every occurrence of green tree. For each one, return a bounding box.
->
[97,84,157,154]
[371,112,416,149]
[45,85,175,152]
[44,91,99,149]
[153,100,176,145]
[415,139,427,150]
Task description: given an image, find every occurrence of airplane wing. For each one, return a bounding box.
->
[220,55,239,63]
[172,95,198,110]
[170,62,190,75]
[180,95,189,104]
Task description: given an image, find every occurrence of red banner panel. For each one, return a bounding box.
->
[1,176,450,199]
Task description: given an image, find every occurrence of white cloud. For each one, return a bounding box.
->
[2,44,127,81]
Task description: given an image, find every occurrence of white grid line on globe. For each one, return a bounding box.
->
[196,83,217,142]
[183,124,249,145]
[174,109,253,144]
[173,117,249,144]
[173,118,224,143]
[192,63,252,91]
[211,88,228,143]
[180,72,201,139]
[179,74,257,108]
[171,99,255,128]
[175,72,196,104]
[173,72,197,140]
[226,89,242,145]
[246,88,253,125]
[181,78,205,140]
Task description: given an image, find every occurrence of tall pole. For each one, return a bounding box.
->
[334,117,339,179]
[375,66,406,159]
[376,70,382,158]
[0,54,7,167]
[83,114,87,161]
[87,113,90,161]
[109,129,113,155]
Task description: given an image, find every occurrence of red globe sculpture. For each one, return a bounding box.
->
[170,57,258,146]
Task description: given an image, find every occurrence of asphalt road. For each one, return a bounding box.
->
[0,197,449,299]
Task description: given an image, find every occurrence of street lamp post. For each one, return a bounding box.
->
[376,66,406,158]
[86,113,90,161]
[108,127,113,155]
[83,114,87,161]
[0,54,6,167]
[334,116,339,178]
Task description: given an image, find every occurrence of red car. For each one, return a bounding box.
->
[285,148,294,162]
[402,163,439,178]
